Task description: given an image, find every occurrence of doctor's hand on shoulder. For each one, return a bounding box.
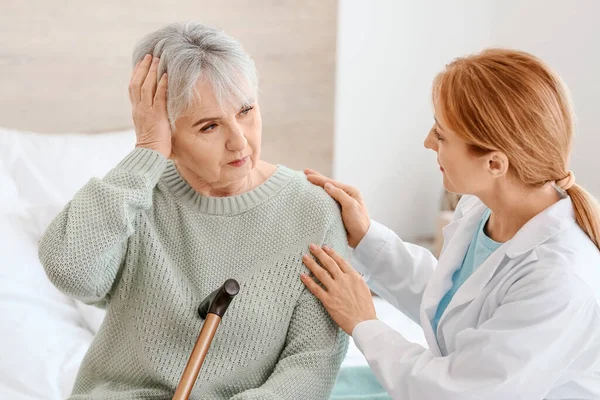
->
[304,169,371,248]
[301,169,378,335]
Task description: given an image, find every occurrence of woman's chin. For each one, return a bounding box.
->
[442,175,455,193]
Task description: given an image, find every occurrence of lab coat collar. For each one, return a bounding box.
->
[441,195,575,260]
[504,196,575,258]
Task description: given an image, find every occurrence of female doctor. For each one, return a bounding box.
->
[300,48,600,399]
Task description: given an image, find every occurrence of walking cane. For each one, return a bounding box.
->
[172,279,240,400]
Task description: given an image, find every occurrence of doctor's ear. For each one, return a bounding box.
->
[486,151,509,178]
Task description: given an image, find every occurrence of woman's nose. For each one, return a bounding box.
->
[227,125,248,151]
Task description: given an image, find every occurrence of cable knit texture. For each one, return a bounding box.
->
[39,148,349,400]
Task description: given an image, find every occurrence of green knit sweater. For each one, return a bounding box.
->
[39,148,349,400]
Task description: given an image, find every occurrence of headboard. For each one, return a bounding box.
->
[0,0,337,174]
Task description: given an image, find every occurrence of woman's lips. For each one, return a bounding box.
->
[228,156,249,167]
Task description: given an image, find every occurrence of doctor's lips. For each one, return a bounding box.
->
[228,156,249,167]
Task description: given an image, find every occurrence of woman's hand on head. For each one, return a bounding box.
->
[304,169,370,248]
[129,54,172,159]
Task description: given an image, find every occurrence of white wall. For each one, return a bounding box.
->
[490,0,600,198]
[334,0,491,240]
[335,0,600,241]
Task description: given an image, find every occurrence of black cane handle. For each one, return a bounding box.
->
[198,279,240,319]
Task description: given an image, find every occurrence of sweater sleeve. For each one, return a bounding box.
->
[38,148,168,305]
[230,212,350,400]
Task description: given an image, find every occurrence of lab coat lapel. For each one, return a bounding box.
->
[420,202,487,355]
[439,243,509,326]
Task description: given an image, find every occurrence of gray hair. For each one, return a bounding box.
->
[132,21,259,128]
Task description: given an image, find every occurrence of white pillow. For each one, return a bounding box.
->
[0,127,136,206]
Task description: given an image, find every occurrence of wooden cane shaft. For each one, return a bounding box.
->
[172,313,221,400]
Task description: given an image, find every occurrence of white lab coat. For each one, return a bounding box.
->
[351,195,600,400]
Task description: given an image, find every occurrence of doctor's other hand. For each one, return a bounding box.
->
[304,169,370,248]
[301,244,377,335]
[129,54,172,159]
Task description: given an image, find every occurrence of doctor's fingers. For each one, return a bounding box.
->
[300,272,328,301]
[305,171,362,199]
[322,246,353,274]
[308,245,344,279]
[324,183,360,212]
[302,254,334,287]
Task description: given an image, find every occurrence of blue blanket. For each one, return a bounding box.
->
[330,366,391,400]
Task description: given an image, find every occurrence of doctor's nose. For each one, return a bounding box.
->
[424,128,438,152]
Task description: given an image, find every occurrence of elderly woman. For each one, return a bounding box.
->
[39,22,348,399]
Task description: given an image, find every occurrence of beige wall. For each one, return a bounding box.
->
[0,1,337,175]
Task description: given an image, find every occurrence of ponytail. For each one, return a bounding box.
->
[567,184,600,250]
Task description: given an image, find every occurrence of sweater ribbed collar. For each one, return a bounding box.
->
[162,162,296,215]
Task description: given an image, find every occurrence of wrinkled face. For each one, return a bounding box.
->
[424,103,496,196]
[171,80,261,190]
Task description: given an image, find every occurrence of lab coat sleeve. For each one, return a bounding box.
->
[351,220,437,322]
[351,267,600,400]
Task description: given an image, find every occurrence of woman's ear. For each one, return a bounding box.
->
[168,130,177,161]
[169,137,177,161]
[486,151,509,178]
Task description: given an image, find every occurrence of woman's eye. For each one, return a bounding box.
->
[201,124,217,132]
[240,106,254,116]
[434,129,443,141]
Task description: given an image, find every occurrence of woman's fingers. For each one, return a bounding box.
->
[128,54,172,159]
[129,58,144,85]
[323,246,353,274]
[141,56,160,105]
[128,59,143,103]
[302,254,334,287]
[129,54,152,104]
[154,73,168,110]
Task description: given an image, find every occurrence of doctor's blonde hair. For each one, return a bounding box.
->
[433,48,600,250]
